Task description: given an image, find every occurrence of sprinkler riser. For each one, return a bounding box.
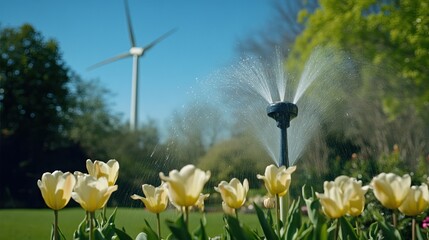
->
[266,101,298,167]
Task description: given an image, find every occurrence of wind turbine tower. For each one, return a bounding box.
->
[89,0,176,130]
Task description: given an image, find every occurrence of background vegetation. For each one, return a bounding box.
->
[1,0,428,208]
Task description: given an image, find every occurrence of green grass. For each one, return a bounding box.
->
[0,208,260,239]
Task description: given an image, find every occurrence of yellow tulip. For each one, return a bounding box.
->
[159,164,211,207]
[257,164,296,197]
[398,183,429,216]
[215,178,249,209]
[86,159,119,186]
[131,184,169,214]
[316,176,368,218]
[37,171,76,210]
[71,174,118,212]
[370,173,411,209]
[222,201,235,215]
[345,178,369,216]
[195,193,210,212]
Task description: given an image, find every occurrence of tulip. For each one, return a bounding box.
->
[131,184,169,214]
[195,193,210,212]
[86,159,119,186]
[316,176,368,219]
[37,171,76,210]
[131,183,169,238]
[37,171,76,240]
[159,164,211,207]
[71,174,118,212]
[257,164,296,197]
[215,178,249,209]
[263,197,276,209]
[222,201,235,215]
[398,183,429,216]
[337,176,369,217]
[370,173,411,209]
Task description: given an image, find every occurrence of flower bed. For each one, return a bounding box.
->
[38,160,429,239]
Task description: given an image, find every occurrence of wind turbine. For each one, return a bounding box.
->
[88,0,176,131]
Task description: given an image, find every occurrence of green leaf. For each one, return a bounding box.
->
[114,227,133,240]
[285,198,302,240]
[367,222,379,240]
[302,185,321,226]
[165,215,192,240]
[339,217,358,240]
[93,228,105,240]
[377,220,402,240]
[225,215,256,240]
[51,224,67,240]
[254,203,279,240]
[74,217,89,240]
[142,220,160,240]
[193,219,208,240]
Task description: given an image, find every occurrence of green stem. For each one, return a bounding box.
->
[392,210,397,227]
[185,206,189,231]
[412,218,416,240]
[89,211,95,240]
[276,194,281,235]
[235,208,239,220]
[283,193,289,228]
[102,205,107,223]
[355,219,359,236]
[54,210,59,240]
[156,213,161,239]
[334,219,340,240]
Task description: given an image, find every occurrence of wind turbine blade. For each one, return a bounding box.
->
[124,0,136,47]
[87,52,132,71]
[143,28,177,52]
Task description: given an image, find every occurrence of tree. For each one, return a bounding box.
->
[285,0,429,171]
[0,24,75,207]
[288,0,429,120]
[239,0,319,58]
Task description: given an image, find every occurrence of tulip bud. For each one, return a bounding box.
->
[86,159,119,186]
[263,197,276,209]
[257,164,296,197]
[131,184,169,214]
[215,178,249,209]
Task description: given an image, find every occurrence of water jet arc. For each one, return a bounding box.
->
[267,101,298,167]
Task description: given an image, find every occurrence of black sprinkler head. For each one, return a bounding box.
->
[267,101,298,128]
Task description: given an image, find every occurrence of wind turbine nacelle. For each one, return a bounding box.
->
[130,47,144,56]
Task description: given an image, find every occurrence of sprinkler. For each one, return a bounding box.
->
[267,101,298,167]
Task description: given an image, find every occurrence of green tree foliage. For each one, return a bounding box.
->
[68,75,122,158]
[288,0,429,119]
[0,24,166,207]
[0,24,78,207]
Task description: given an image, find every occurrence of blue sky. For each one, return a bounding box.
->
[1,0,275,126]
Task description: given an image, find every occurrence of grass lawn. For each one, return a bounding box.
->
[0,208,260,239]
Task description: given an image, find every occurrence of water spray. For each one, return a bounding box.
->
[266,101,298,167]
